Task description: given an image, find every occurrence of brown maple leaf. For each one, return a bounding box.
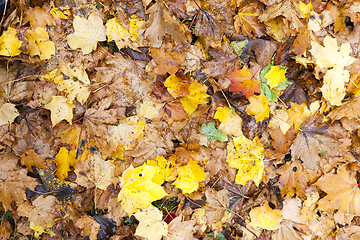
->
[150,47,186,75]
[234,3,266,38]
[276,160,309,199]
[290,116,337,171]
[315,165,360,224]
[0,168,39,211]
[193,0,235,48]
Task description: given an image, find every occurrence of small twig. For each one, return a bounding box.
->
[320,0,332,14]
[251,58,269,80]
[186,14,197,34]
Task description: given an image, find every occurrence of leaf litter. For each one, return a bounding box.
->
[1,0,360,239]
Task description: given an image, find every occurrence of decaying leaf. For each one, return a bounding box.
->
[227,66,261,98]
[315,165,360,224]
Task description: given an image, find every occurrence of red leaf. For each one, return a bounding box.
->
[227,66,260,98]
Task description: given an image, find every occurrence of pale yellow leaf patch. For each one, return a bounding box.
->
[44,96,76,126]
[0,27,22,56]
[66,11,106,54]
[0,103,19,126]
[134,205,168,240]
[249,203,283,230]
[25,27,55,60]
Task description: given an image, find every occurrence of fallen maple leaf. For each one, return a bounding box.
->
[164,214,198,240]
[246,94,270,122]
[66,11,106,54]
[165,76,209,116]
[53,147,76,180]
[249,202,283,230]
[20,149,48,172]
[226,135,264,186]
[276,160,309,199]
[310,36,356,69]
[118,164,167,215]
[23,6,55,29]
[227,66,261,98]
[0,103,19,126]
[290,116,337,170]
[264,66,287,89]
[106,16,146,51]
[173,158,205,194]
[134,205,168,240]
[44,96,76,126]
[214,106,232,123]
[75,215,101,240]
[25,27,55,60]
[147,155,177,185]
[234,3,266,38]
[150,47,186,75]
[0,27,22,56]
[0,168,39,211]
[315,165,360,224]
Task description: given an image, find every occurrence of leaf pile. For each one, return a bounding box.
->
[1,0,360,239]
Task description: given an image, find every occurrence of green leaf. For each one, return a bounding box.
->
[201,122,228,144]
[260,82,277,102]
[276,78,292,90]
[260,62,273,82]
[231,39,249,56]
[215,232,227,240]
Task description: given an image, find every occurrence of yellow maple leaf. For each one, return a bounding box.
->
[118,164,167,215]
[298,1,313,18]
[246,94,270,122]
[44,96,76,126]
[50,8,71,20]
[173,158,205,194]
[164,74,189,98]
[61,63,90,85]
[310,36,356,69]
[214,106,232,123]
[147,155,177,185]
[0,103,19,126]
[53,147,77,179]
[134,205,168,240]
[38,68,63,83]
[321,67,350,106]
[106,18,132,50]
[0,27,22,56]
[249,203,283,230]
[25,27,55,60]
[30,220,56,238]
[66,11,106,54]
[57,80,90,104]
[180,81,209,116]
[164,75,209,116]
[226,135,264,186]
[264,66,287,89]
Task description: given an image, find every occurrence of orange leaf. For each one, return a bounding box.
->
[227,67,260,98]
